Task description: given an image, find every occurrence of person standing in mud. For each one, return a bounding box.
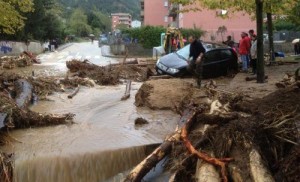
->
[239,32,250,72]
[188,35,206,88]
[250,34,257,74]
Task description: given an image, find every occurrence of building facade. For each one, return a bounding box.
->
[111,13,132,31]
[141,0,256,41]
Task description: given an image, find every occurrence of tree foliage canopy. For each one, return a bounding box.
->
[0,0,34,34]
[170,0,295,15]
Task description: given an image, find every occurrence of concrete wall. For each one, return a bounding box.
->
[0,41,44,56]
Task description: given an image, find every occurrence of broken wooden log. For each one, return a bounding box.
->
[14,79,33,109]
[195,152,221,182]
[181,112,233,182]
[149,75,173,80]
[246,75,268,81]
[121,80,132,101]
[0,93,74,129]
[68,86,80,99]
[249,149,275,182]
[124,108,198,182]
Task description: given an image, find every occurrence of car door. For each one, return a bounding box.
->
[202,49,221,78]
[218,49,234,75]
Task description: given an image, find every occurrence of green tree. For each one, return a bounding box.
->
[0,0,34,34]
[87,10,111,35]
[67,8,92,37]
[21,0,65,41]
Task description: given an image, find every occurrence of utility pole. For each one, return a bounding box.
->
[256,0,265,83]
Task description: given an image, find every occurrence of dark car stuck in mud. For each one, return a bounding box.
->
[156,43,238,78]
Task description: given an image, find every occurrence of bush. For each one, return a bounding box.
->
[121,26,205,48]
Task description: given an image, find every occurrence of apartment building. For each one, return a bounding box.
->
[111,13,132,31]
[141,0,170,27]
[141,0,256,41]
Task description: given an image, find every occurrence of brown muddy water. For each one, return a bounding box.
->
[1,83,179,182]
[0,48,179,182]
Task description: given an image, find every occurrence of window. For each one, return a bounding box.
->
[164,1,168,7]
[219,50,233,60]
[164,16,168,23]
[204,50,220,63]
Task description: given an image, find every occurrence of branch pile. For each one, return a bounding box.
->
[0,51,38,70]
[66,59,153,84]
[126,81,299,182]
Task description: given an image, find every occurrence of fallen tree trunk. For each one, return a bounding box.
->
[68,86,80,99]
[249,149,275,182]
[195,152,221,182]
[0,93,74,129]
[124,108,198,182]
[121,80,132,101]
[181,113,233,182]
[14,79,33,109]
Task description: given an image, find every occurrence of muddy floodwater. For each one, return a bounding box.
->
[1,84,179,182]
[0,43,179,182]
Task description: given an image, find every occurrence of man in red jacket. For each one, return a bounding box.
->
[239,32,250,72]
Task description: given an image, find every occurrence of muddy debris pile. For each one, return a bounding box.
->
[0,51,39,69]
[276,67,300,88]
[126,79,299,182]
[66,59,153,84]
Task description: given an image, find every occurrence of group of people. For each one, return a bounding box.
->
[187,29,258,88]
[239,30,257,74]
[223,30,258,74]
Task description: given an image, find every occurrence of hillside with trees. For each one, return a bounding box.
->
[60,0,141,19]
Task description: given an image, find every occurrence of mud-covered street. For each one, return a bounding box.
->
[0,41,300,182]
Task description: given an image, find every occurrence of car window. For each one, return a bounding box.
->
[219,49,232,60]
[204,50,220,63]
[176,44,190,59]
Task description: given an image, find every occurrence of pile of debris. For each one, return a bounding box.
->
[126,80,299,182]
[0,51,39,69]
[66,59,153,84]
[276,68,300,88]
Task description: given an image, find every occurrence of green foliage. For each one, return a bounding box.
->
[122,26,204,48]
[180,28,205,39]
[87,10,111,35]
[0,0,34,34]
[288,1,300,27]
[67,8,92,37]
[274,19,300,31]
[122,26,166,48]
[60,0,140,19]
[21,0,65,41]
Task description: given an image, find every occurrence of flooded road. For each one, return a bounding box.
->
[0,42,179,182]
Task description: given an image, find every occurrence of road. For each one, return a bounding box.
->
[36,41,119,72]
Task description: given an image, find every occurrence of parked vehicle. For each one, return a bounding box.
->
[98,34,108,47]
[156,43,238,78]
